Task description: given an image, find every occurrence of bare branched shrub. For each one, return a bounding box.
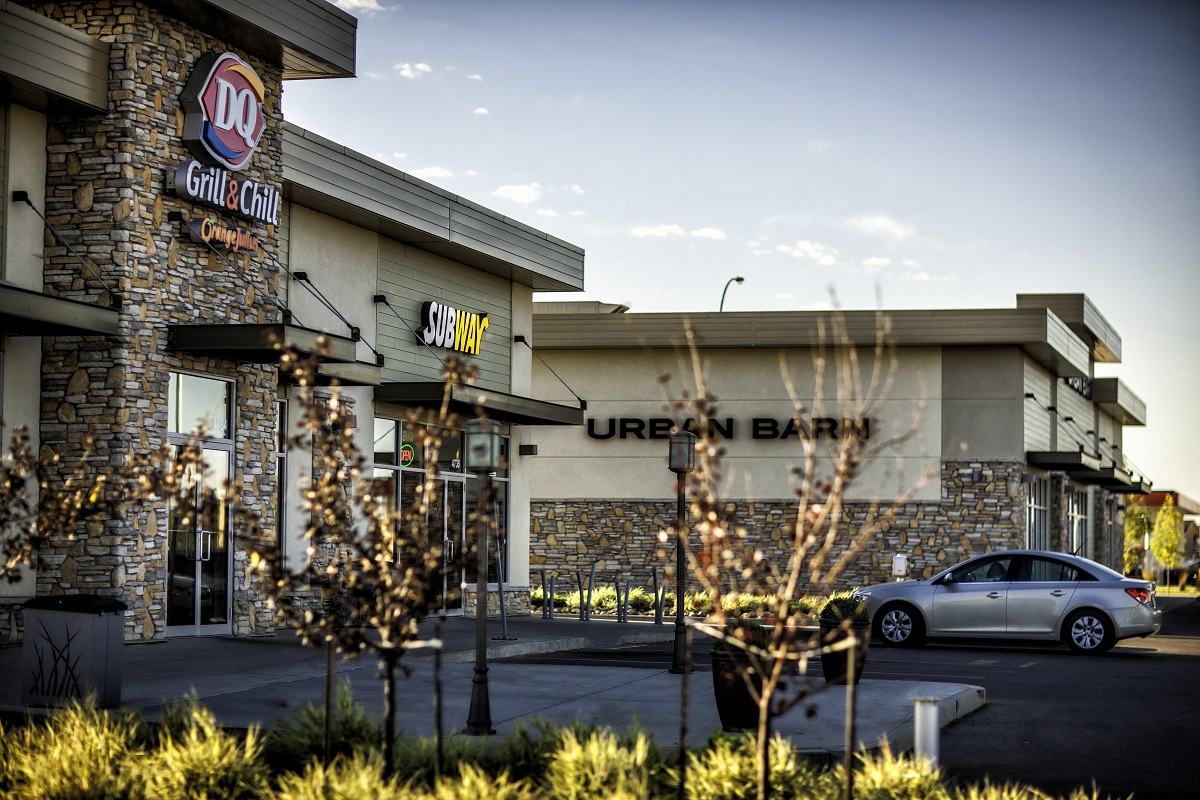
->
[661,307,933,800]
[250,347,477,774]
[1,428,113,585]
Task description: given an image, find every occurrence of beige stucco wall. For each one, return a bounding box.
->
[507,282,534,587]
[0,104,49,599]
[531,346,942,503]
[286,205,380,365]
[941,346,1024,460]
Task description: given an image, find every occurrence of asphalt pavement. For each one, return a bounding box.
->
[0,613,985,758]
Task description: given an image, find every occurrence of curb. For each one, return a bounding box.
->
[877,685,988,754]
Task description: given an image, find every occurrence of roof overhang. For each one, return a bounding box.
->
[150,0,356,79]
[0,3,110,114]
[376,382,584,426]
[1092,378,1147,426]
[0,284,119,336]
[315,360,383,387]
[166,323,358,364]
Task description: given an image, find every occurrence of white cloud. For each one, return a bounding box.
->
[569,210,586,217]
[630,224,686,238]
[465,169,479,177]
[777,240,839,266]
[691,227,728,241]
[904,270,932,282]
[396,62,433,79]
[902,259,920,267]
[363,71,386,80]
[334,0,385,12]
[537,208,558,217]
[807,138,834,157]
[473,107,489,116]
[412,166,452,180]
[392,152,408,160]
[492,182,543,204]
[566,184,584,195]
[863,257,891,267]
[846,214,915,241]
[468,74,483,81]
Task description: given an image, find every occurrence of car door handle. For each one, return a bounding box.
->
[1050,590,1066,597]
[987,592,1003,599]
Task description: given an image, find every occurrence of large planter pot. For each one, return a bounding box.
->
[818,620,869,685]
[711,650,768,731]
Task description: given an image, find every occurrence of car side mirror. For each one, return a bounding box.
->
[935,573,955,586]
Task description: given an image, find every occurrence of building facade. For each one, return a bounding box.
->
[527,295,1150,592]
[1,0,584,641]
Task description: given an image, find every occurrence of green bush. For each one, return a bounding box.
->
[711,619,772,652]
[131,700,267,800]
[392,720,556,787]
[543,726,663,800]
[272,753,404,800]
[688,733,819,800]
[263,680,383,773]
[819,590,870,624]
[0,699,143,800]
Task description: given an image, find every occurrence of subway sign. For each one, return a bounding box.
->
[181,52,267,171]
[415,301,489,355]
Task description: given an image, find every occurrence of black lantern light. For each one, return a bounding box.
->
[668,429,696,673]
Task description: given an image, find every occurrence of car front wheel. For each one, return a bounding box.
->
[1063,609,1116,654]
[873,603,925,647]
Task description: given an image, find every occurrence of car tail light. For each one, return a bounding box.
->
[1125,587,1151,605]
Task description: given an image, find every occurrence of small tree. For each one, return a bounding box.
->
[670,307,931,800]
[252,348,473,775]
[2,428,112,585]
[1123,495,1152,577]
[1150,494,1183,583]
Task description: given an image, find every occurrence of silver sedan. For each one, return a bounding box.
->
[855,550,1162,654]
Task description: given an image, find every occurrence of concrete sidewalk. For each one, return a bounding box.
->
[0,615,985,757]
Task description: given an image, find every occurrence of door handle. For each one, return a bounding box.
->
[1051,590,1065,597]
[444,538,455,563]
[987,592,1003,599]
[199,530,212,561]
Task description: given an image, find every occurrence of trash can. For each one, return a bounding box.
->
[20,594,127,708]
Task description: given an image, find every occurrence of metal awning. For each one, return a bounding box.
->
[1027,450,1147,493]
[314,360,383,387]
[376,382,584,426]
[1027,451,1103,472]
[167,323,359,364]
[0,283,119,337]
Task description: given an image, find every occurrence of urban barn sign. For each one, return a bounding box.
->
[587,417,872,441]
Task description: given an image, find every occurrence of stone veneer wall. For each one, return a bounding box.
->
[31,1,282,641]
[529,460,1029,592]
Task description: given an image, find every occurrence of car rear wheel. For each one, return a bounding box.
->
[873,603,925,647]
[1063,609,1116,654]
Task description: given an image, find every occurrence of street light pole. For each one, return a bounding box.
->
[668,430,696,674]
[464,419,501,736]
[719,276,745,312]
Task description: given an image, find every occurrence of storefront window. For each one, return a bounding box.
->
[275,400,287,550]
[168,373,231,439]
[1026,475,1049,550]
[1066,488,1088,556]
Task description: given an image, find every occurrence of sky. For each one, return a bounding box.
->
[285,0,1200,502]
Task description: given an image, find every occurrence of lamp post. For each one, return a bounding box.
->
[668,430,696,674]
[463,419,501,736]
[719,276,745,312]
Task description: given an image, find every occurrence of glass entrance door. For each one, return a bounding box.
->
[443,479,465,614]
[166,446,232,636]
